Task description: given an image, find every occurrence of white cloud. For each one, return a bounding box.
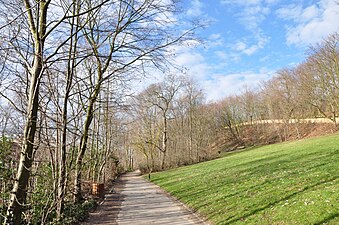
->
[277,0,339,46]
[221,0,280,6]
[276,4,303,20]
[220,0,261,6]
[134,41,273,102]
[173,46,273,102]
[243,46,260,56]
[234,41,247,51]
[238,5,271,30]
[260,56,270,62]
[187,0,203,17]
[220,0,278,31]
[232,34,268,56]
[209,33,222,40]
[214,51,228,61]
[174,48,212,82]
[301,5,320,21]
[276,3,320,22]
[202,70,273,102]
[169,46,266,101]
[265,0,280,4]
[206,33,224,48]
[175,52,205,67]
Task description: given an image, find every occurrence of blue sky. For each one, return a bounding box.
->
[172,0,339,101]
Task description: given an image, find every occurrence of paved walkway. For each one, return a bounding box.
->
[84,171,208,225]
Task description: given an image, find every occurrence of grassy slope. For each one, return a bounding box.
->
[149,135,339,224]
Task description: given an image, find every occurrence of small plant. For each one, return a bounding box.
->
[0,136,13,224]
[57,199,98,224]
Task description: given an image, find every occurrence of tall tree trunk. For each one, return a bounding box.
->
[5,1,49,223]
[98,95,112,182]
[161,112,167,169]
[74,85,101,203]
[189,107,194,163]
[56,1,79,218]
[5,63,41,224]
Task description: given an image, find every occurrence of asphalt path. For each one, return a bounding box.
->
[84,171,209,225]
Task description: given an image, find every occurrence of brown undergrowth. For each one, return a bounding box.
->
[212,122,338,154]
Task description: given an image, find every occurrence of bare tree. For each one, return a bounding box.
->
[56,0,82,218]
[132,75,184,169]
[4,1,51,223]
[305,33,339,125]
[0,0,108,223]
[73,0,194,202]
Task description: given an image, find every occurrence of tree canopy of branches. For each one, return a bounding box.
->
[0,0,196,223]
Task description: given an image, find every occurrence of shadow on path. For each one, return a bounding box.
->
[82,174,126,225]
[83,171,208,225]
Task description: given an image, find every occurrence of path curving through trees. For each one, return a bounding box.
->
[83,171,208,225]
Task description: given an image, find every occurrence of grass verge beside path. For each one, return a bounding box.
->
[148,135,339,224]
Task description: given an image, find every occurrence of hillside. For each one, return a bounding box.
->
[149,134,339,224]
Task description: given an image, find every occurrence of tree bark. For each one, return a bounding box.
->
[56,0,79,217]
[74,84,101,203]
[5,1,49,223]
[161,112,167,169]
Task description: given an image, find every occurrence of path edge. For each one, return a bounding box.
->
[142,176,213,225]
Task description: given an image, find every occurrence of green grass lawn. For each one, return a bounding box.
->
[148,135,339,224]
